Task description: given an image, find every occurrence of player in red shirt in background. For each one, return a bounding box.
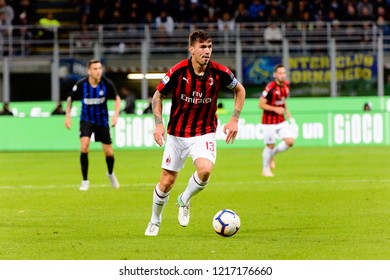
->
[145,30,246,236]
[259,64,294,177]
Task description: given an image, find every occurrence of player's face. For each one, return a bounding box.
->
[88,62,103,81]
[190,39,212,67]
[273,67,286,84]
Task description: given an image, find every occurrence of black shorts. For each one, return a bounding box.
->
[79,121,112,144]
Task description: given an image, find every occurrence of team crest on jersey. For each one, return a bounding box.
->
[165,155,171,165]
[99,90,104,96]
[162,75,170,85]
[209,77,214,86]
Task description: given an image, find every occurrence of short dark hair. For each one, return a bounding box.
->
[88,59,101,68]
[274,64,284,72]
[189,30,212,46]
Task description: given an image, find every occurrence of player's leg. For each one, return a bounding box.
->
[102,143,114,173]
[182,133,216,204]
[145,168,178,236]
[262,125,275,177]
[270,157,276,169]
[153,169,178,222]
[177,157,214,227]
[96,124,119,189]
[180,157,213,205]
[272,121,295,157]
[102,143,119,189]
[79,122,94,190]
[273,137,294,156]
[177,134,216,226]
[80,136,91,190]
[146,135,184,236]
[262,143,275,177]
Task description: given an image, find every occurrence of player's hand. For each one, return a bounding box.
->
[223,118,238,144]
[111,115,118,127]
[154,123,166,147]
[274,107,285,115]
[286,111,291,119]
[65,116,72,129]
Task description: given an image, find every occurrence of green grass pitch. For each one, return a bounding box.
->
[0,146,389,260]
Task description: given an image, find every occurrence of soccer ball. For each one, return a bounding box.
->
[212,209,240,237]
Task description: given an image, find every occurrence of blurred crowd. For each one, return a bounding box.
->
[0,0,35,26]
[73,0,389,27]
[1,0,389,28]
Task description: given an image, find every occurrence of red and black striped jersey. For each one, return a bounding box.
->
[261,80,290,124]
[157,58,238,137]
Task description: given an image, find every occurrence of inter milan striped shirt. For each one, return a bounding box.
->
[156,58,238,138]
[261,80,290,125]
[70,76,118,127]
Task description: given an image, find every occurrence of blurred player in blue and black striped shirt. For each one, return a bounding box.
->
[65,59,121,191]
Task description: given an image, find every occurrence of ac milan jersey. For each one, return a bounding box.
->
[70,76,118,127]
[261,80,290,124]
[157,58,238,137]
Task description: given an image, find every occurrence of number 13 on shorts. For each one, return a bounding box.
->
[206,141,215,152]
[191,133,217,164]
[202,140,216,162]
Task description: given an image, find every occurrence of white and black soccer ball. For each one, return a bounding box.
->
[212,209,240,237]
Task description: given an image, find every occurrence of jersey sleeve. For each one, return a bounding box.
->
[69,79,83,100]
[285,81,291,97]
[262,82,275,99]
[104,77,119,99]
[220,67,238,90]
[156,68,178,96]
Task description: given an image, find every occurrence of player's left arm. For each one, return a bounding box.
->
[285,82,292,119]
[111,95,121,127]
[223,81,245,144]
[65,96,73,129]
[285,104,291,119]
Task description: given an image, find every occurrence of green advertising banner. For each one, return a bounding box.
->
[1,97,389,151]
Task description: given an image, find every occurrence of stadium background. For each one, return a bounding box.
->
[1,0,390,151]
[1,0,390,263]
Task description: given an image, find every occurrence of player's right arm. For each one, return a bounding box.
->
[65,96,73,129]
[152,90,166,147]
[259,96,285,115]
[65,79,82,129]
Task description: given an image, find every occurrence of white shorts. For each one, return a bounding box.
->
[161,133,217,172]
[262,121,295,145]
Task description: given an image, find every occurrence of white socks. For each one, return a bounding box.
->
[263,141,290,170]
[273,141,289,155]
[262,146,273,171]
[181,171,208,205]
[151,184,170,225]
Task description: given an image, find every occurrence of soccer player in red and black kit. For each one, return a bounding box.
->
[259,64,294,177]
[65,59,121,190]
[145,30,246,236]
